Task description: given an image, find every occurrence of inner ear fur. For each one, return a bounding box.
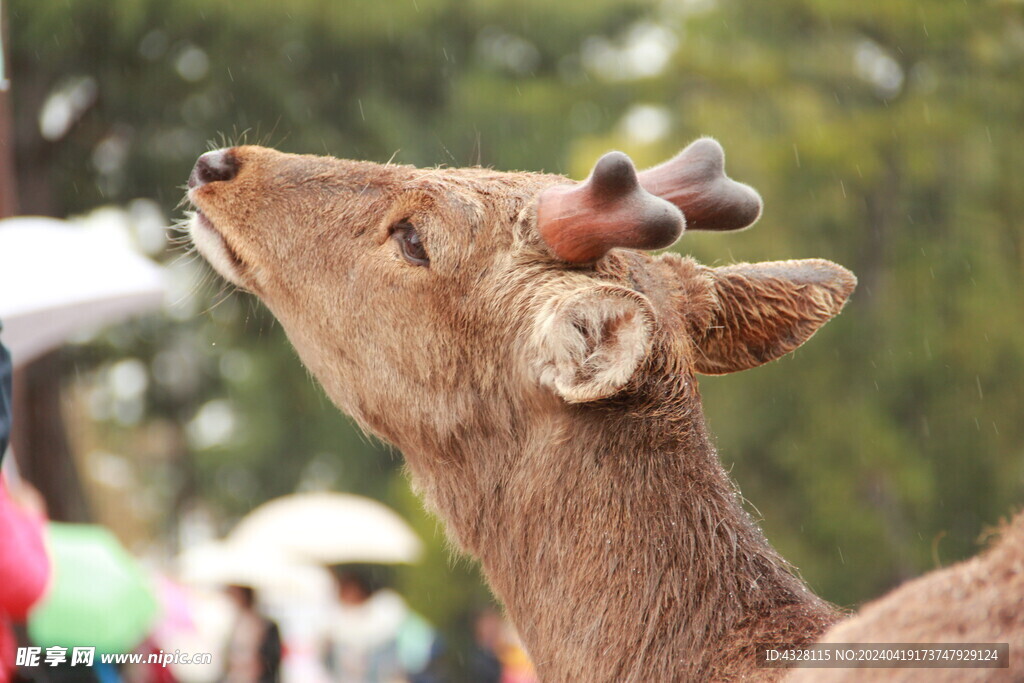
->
[530,285,655,403]
[693,259,857,375]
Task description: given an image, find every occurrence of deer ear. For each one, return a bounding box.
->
[693,259,856,375]
[530,285,654,403]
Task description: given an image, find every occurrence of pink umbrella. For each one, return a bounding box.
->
[0,476,51,683]
[0,476,50,620]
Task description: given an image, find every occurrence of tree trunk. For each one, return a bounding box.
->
[11,353,92,522]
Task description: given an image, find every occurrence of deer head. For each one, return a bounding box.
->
[187,138,853,455]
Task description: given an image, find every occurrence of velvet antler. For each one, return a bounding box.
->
[537,151,685,264]
[638,138,762,232]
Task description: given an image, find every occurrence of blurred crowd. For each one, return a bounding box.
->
[0,483,536,683]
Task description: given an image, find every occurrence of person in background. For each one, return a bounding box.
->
[465,607,537,683]
[223,585,282,683]
[325,569,441,683]
[466,608,503,683]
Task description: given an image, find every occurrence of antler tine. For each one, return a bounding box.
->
[638,138,763,232]
[537,151,685,264]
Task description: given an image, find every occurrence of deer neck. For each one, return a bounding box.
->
[404,390,841,682]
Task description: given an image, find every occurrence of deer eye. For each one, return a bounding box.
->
[391,222,429,267]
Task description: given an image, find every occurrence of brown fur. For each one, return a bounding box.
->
[186,145,1019,681]
[788,513,1024,682]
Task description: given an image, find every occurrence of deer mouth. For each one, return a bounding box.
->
[189,208,250,289]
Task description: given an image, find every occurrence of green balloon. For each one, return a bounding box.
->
[28,523,159,654]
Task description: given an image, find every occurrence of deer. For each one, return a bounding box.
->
[185,139,1023,681]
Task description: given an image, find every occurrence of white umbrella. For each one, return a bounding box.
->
[228,493,423,565]
[177,539,335,602]
[0,216,166,367]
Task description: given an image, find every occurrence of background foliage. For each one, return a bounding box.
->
[10,0,1023,651]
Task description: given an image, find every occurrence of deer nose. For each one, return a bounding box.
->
[188,149,239,189]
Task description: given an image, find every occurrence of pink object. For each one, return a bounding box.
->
[0,476,51,620]
[0,617,15,683]
[152,574,196,643]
